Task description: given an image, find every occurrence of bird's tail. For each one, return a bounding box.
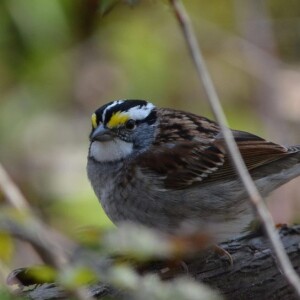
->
[288,145,300,162]
[252,146,300,196]
[287,145,300,154]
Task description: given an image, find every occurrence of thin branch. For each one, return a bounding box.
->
[0,164,30,212]
[0,164,78,268]
[169,0,300,297]
[0,218,62,267]
[0,163,74,268]
[0,163,94,300]
[195,18,287,85]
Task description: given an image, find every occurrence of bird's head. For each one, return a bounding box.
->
[89,99,157,162]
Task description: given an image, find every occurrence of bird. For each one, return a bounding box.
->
[87,99,300,243]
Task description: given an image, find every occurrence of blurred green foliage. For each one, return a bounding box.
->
[0,289,26,300]
[2,219,223,299]
[0,233,13,263]
[0,1,300,293]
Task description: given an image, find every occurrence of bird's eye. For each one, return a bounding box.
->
[125,119,136,130]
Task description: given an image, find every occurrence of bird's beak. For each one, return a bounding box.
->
[90,125,114,142]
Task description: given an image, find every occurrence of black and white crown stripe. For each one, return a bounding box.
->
[102,100,124,124]
[95,99,156,126]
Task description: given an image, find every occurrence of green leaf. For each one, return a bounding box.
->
[24,265,57,284]
[75,226,104,248]
[0,232,13,262]
[132,275,222,300]
[103,224,172,260]
[59,266,98,288]
[106,266,222,300]
[7,265,57,286]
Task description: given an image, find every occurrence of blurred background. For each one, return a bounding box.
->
[0,0,300,276]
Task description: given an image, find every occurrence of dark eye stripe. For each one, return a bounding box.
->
[142,110,157,125]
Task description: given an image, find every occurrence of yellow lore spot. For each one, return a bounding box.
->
[107,111,129,128]
[91,113,97,129]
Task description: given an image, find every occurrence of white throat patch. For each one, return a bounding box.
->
[90,139,133,162]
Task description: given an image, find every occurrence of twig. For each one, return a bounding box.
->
[0,163,73,268]
[0,163,94,300]
[0,218,63,267]
[0,163,77,266]
[0,164,30,212]
[194,18,286,85]
[169,0,300,297]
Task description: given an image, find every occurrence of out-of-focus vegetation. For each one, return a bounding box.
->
[0,0,300,298]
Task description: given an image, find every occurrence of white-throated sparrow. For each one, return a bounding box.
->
[87,99,300,242]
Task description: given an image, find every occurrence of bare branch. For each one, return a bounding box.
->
[169,0,300,297]
[0,164,30,212]
[0,163,75,268]
[0,218,63,267]
[0,163,94,300]
[21,226,300,300]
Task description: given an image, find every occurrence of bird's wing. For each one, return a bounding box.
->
[207,130,290,182]
[137,129,290,190]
